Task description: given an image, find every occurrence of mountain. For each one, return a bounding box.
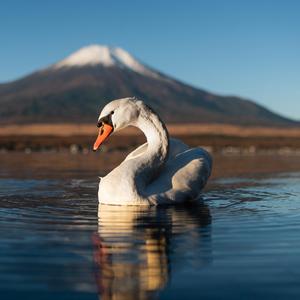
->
[0,45,297,126]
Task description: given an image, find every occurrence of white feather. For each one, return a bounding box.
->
[97,97,212,206]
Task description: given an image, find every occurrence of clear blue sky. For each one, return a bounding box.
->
[0,0,299,120]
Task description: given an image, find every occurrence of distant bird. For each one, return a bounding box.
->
[93,97,212,205]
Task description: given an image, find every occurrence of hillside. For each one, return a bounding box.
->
[0,45,297,126]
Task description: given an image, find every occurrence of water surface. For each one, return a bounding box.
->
[0,153,300,299]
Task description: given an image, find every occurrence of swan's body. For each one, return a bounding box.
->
[94,97,212,206]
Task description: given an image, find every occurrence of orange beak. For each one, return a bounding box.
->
[93,124,114,151]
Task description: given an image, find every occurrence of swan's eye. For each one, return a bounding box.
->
[110,111,114,115]
[98,113,113,127]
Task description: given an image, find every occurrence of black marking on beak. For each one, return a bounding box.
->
[97,112,114,128]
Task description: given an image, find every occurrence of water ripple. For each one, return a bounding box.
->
[0,171,300,299]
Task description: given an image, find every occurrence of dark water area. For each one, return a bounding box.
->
[0,153,300,299]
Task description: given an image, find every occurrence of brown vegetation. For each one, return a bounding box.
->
[0,123,299,152]
[0,123,300,137]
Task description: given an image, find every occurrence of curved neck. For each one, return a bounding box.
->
[129,107,169,193]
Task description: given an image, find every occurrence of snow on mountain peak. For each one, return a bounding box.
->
[53,44,159,78]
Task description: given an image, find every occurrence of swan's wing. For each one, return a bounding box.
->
[125,138,189,161]
[124,142,148,161]
[167,138,189,157]
[145,147,212,205]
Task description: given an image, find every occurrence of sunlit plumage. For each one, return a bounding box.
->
[94,97,212,205]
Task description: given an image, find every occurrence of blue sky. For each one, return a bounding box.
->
[0,0,299,120]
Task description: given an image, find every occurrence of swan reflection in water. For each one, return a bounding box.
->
[93,202,211,300]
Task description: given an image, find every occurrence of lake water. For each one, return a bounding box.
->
[0,153,300,299]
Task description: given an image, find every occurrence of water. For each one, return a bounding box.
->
[0,153,300,299]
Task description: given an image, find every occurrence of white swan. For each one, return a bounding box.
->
[93,97,212,206]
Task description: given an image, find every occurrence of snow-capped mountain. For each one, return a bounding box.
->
[0,44,297,126]
[52,45,161,79]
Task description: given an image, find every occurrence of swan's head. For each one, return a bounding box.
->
[93,97,142,151]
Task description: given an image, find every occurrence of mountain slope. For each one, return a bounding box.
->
[0,45,297,126]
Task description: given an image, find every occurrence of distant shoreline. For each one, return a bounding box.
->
[1,123,300,137]
[0,123,299,153]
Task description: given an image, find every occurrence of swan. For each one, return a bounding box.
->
[93,97,212,206]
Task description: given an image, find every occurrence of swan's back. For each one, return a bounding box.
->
[145,147,212,205]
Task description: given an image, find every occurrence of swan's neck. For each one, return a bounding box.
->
[130,108,169,192]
